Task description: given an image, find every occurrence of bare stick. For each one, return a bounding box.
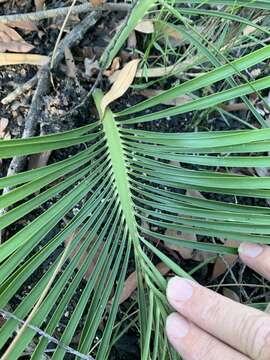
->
[4,66,50,182]
[1,76,38,105]
[50,0,77,69]
[0,2,130,24]
[53,10,100,69]
[0,66,50,242]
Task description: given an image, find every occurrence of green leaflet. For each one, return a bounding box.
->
[117,45,270,116]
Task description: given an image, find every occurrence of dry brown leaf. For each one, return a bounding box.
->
[165,228,195,260]
[163,171,198,260]
[118,270,137,305]
[28,151,51,170]
[0,118,8,138]
[158,24,202,47]
[243,16,264,36]
[34,0,46,11]
[100,59,140,116]
[212,239,239,279]
[103,56,121,77]
[139,89,192,106]
[65,230,102,281]
[9,21,38,32]
[161,24,183,45]
[109,60,193,83]
[0,23,34,53]
[223,288,240,302]
[0,53,49,66]
[135,20,155,34]
[127,30,137,49]
[185,189,205,199]
[156,262,170,275]
[84,58,100,77]
[220,102,248,112]
[117,262,169,305]
[184,189,216,263]
[91,0,104,6]
[64,46,77,79]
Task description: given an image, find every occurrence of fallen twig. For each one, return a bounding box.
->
[0,66,50,242]
[1,76,37,105]
[0,2,130,24]
[52,11,101,69]
[0,309,94,360]
[50,0,78,69]
[3,66,50,183]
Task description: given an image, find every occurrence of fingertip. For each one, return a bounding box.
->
[166,313,250,360]
[239,242,270,281]
[166,313,190,342]
[239,242,263,259]
[166,277,194,310]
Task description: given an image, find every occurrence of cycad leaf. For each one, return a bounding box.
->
[1,2,270,359]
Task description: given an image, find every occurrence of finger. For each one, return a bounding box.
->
[167,277,270,360]
[239,243,270,281]
[166,313,250,360]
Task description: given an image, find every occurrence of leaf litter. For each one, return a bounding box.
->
[0,23,35,53]
[100,58,140,116]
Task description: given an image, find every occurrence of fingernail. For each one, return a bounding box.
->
[166,313,190,339]
[239,243,263,258]
[167,277,194,304]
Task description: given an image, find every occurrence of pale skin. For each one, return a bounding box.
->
[166,242,270,360]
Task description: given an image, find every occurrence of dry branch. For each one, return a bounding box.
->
[1,76,37,105]
[52,11,100,69]
[0,3,130,24]
[4,66,50,184]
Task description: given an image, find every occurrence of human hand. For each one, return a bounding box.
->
[166,243,270,360]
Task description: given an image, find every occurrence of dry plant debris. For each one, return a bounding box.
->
[0,23,34,52]
[113,262,170,305]
[134,20,154,34]
[100,58,140,116]
[0,117,9,138]
[212,240,239,279]
[0,53,49,66]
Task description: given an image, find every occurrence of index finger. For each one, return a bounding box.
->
[239,243,270,281]
[167,277,270,360]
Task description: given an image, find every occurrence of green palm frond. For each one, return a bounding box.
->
[1,1,270,359]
